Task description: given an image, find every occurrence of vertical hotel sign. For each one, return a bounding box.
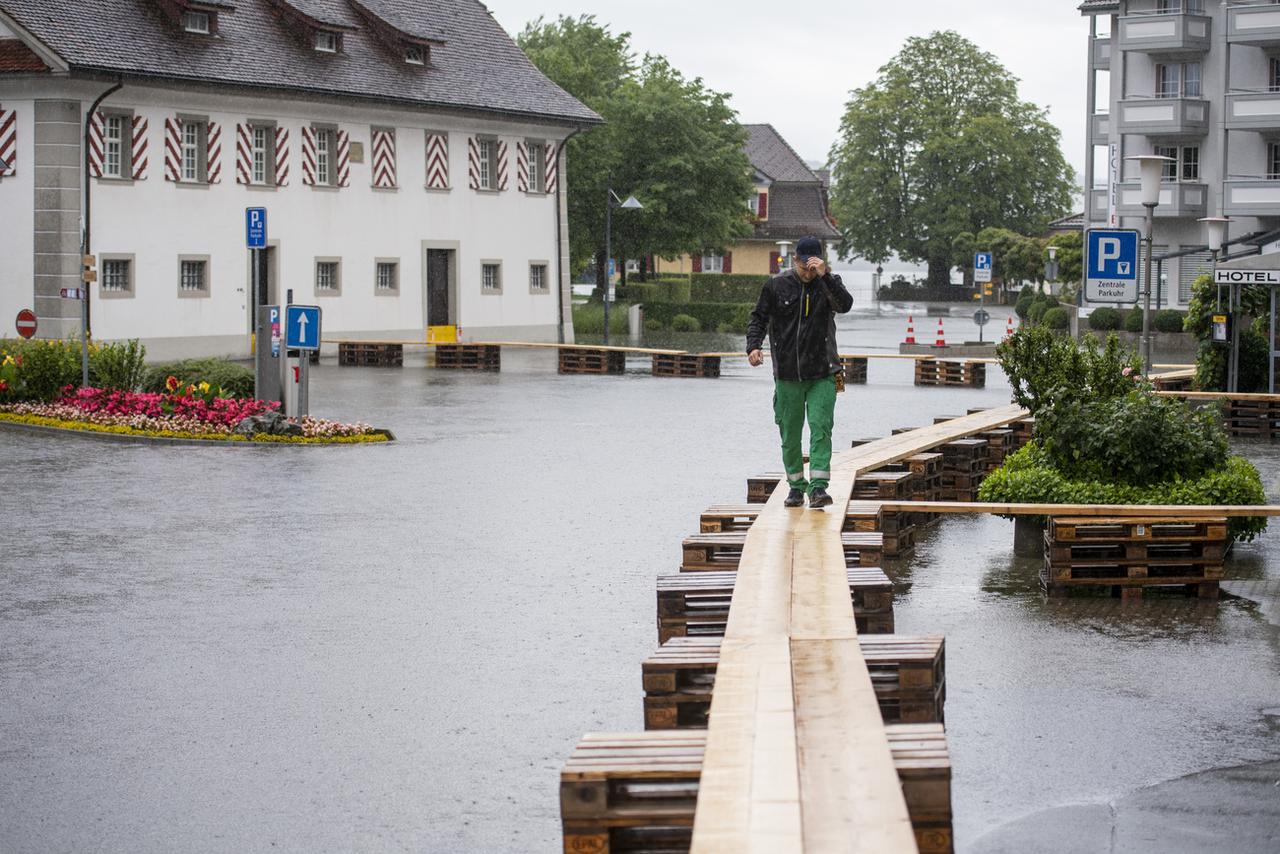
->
[1108,142,1119,227]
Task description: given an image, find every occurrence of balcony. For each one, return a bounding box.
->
[1118,12,1211,54]
[1116,97,1210,136]
[1115,181,1208,218]
[1226,92,1280,131]
[1089,188,1111,222]
[1228,4,1280,48]
[1091,113,1111,145]
[1224,180,1280,217]
[1092,36,1112,70]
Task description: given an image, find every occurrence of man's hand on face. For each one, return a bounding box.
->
[806,257,828,278]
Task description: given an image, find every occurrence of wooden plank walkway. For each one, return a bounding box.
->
[691,404,1026,852]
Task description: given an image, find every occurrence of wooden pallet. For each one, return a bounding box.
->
[656,568,894,642]
[699,502,883,533]
[1043,516,1227,599]
[643,636,945,730]
[559,348,626,375]
[914,360,986,388]
[651,353,721,379]
[561,726,953,854]
[435,343,500,371]
[745,474,785,504]
[979,429,1014,471]
[681,531,884,571]
[853,470,918,501]
[1223,400,1280,438]
[338,341,403,367]
[841,356,869,385]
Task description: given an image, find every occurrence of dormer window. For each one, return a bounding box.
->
[405,45,425,65]
[183,10,211,33]
[314,30,339,53]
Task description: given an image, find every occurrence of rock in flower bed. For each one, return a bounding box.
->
[0,385,387,444]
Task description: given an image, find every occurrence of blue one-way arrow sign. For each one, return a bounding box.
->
[286,304,321,350]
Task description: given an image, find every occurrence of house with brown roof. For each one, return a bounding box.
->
[655,123,838,277]
[0,0,599,357]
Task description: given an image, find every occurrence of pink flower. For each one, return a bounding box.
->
[1122,367,1133,377]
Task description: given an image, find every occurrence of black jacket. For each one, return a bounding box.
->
[746,270,854,381]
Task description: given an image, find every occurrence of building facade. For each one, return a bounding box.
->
[1083,0,1280,308]
[0,0,599,359]
[655,124,838,277]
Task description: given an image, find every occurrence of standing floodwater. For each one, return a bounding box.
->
[2,309,1278,852]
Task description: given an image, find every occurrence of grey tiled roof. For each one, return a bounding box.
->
[1079,0,1119,13]
[745,124,820,183]
[755,184,838,241]
[0,0,600,125]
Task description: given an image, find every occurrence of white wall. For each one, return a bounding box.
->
[0,95,34,337]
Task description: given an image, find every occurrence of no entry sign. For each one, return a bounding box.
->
[15,309,36,339]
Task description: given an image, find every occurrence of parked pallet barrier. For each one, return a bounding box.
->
[338,342,404,367]
[680,531,884,571]
[559,348,626,375]
[914,359,986,388]
[435,344,501,371]
[652,353,721,379]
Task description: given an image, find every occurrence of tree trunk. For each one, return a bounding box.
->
[927,257,951,290]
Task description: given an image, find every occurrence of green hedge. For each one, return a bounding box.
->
[643,301,753,332]
[1154,308,1186,334]
[979,445,1268,541]
[622,279,691,304]
[141,358,255,398]
[1042,307,1070,330]
[1087,307,1122,331]
[690,273,769,303]
[1124,309,1145,333]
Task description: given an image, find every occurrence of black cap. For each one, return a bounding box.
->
[796,236,823,260]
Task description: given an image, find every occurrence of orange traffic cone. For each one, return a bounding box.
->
[1005,316,1015,339]
[904,316,917,345]
[934,318,946,348]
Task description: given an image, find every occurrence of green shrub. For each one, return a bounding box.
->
[642,302,753,332]
[644,318,662,332]
[671,314,701,332]
[622,279,691,304]
[690,273,769,303]
[141,358,255,398]
[1042,307,1070,330]
[997,326,1142,416]
[1014,292,1036,319]
[1124,309,1145,333]
[90,339,147,391]
[1027,300,1048,324]
[0,338,83,401]
[979,445,1268,541]
[1153,309,1185,334]
[1087,307,1122,331]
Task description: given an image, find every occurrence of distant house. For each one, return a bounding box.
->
[655,123,838,277]
[1046,213,1085,236]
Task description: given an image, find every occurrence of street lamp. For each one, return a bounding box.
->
[776,240,793,274]
[1045,245,1059,291]
[1199,215,1233,387]
[603,184,643,346]
[1125,154,1173,374]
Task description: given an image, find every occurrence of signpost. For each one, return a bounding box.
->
[974,252,992,284]
[973,309,990,327]
[247,207,273,402]
[974,253,993,342]
[286,304,321,417]
[1212,254,1280,393]
[15,309,37,339]
[1085,228,1140,303]
[246,207,267,249]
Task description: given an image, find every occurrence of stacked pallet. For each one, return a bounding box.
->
[1224,399,1280,438]
[744,473,784,504]
[980,428,1015,472]
[700,501,883,534]
[338,341,403,367]
[434,343,500,371]
[841,355,869,384]
[939,438,988,501]
[1043,516,1227,600]
[1010,416,1035,451]
[651,353,720,379]
[853,470,917,501]
[559,348,626,375]
[656,567,895,642]
[914,359,986,388]
[680,531,883,571]
[642,635,946,731]
[561,725,953,854]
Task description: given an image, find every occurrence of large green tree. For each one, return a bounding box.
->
[518,16,752,280]
[829,31,1074,288]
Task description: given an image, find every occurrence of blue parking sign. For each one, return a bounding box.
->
[286,304,321,350]
[246,207,267,249]
[1085,228,1140,302]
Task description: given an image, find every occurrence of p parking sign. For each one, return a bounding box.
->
[1085,228,1140,302]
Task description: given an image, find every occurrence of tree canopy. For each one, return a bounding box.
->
[518,16,752,277]
[829,31,1075,288]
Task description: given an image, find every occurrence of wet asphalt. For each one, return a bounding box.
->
[2,301,1278,853]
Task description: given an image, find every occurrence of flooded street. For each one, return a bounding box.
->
[3,304,1279,853]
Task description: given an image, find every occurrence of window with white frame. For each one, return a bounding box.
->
[529,263,548,293]
[376,261,398,292]
[1155,61,1200,98]
[183,10,211,33]
[746,194,759,217]
[179,258,208,294]
[1154,145,1199,182]
[529,142,546,193]
[315,260,340,293]
[405,45,425,65]
[103,115,125,178]
[482,262,502,293]
[314,127,335,186]
[101,258,132,294]
[478,138,494,190]
[251,125,274,185]
[314,30,338,53]
[180,119,205,182]
[701,252,725,273]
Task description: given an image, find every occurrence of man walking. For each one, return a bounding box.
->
[746,236,853,508]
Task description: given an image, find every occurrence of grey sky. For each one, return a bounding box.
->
[484,0,1091,206]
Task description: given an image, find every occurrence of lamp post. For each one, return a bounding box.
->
[1199,216,1233,388]
[603,184,643,346]
[1125,155,1173,375]
[776,240,793,275]
[1045,245,1059,289]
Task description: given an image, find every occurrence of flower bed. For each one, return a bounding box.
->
[0,385,387,444]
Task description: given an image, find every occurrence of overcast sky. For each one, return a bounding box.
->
[484,0,1093,203]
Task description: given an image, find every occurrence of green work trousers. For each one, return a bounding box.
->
[773,375,836,493]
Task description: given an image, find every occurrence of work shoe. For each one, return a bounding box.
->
[808,487,833,508]
[784,488,806,507]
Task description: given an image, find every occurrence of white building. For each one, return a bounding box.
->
[1082,0,1280,308]
[0,0,599,358]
